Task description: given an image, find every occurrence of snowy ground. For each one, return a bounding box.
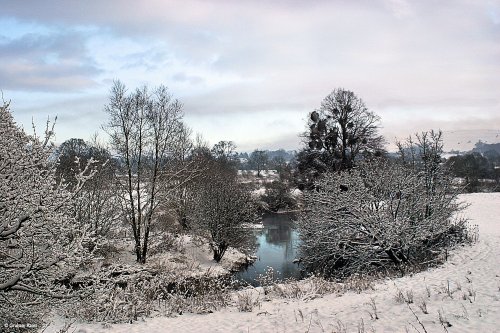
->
[147,234,251,277]
[47,193,499,332]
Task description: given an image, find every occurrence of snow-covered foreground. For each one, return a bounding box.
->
[50,193,499,332]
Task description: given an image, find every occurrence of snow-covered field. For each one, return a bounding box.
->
[48,193,499,333]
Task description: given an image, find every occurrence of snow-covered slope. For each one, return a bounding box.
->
[47,193,500,333]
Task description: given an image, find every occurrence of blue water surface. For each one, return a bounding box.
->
[236,213,302,285]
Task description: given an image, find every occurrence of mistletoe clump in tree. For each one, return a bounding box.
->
[297,88,385,188]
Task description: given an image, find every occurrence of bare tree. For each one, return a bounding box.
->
[249,150,269,177]
[55,138,92,189]
[299,150,468,277]
[55,137,119,238]
[211,140,237,161]
[104,81,189,263]
[168,126,206,231]
[397,130,445,194]
[297,88,385,188]
[270,155,292,181]
[311,88,385,167]
[0,101,91,321]
[188,160,257,262]
[166,135,215,231]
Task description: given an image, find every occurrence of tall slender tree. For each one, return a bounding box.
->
[249,150,269,177]
[104,81,188,263]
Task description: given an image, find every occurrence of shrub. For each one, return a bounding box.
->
[261,181,297,212]
[0,101,92,322]
[66,266,234,322]
[236,290,260,312]
[299,153,468,278]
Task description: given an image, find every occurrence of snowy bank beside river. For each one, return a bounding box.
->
[47,193,499,332]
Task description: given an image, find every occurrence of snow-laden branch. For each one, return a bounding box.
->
[1,101,92,321]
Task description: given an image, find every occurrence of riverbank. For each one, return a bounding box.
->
[45,193,500,332]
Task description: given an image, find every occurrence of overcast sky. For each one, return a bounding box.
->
[1,0,499,151]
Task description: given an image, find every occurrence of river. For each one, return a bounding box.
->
[235,212,303,286]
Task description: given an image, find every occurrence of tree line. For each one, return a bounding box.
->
[445,143,500,192]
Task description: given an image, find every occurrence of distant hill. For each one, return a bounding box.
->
[472,141,500,154]
[441,129,500,152]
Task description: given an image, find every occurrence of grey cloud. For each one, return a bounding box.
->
[119,50,170,71]
[238,132,302,152]
[182,83,312,116]
[0,67,99,92]
[0,31,101,91]
[12,94,109,143]
[3,0,500,150]
[0,32,85,58]
[172,72,204,85]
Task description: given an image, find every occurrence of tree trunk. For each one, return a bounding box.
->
[385,248,402,265]
[212,242,228,262]
[141,221,151,264]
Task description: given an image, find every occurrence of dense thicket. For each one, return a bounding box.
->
[299,131,469,277]
[0,101,91,322]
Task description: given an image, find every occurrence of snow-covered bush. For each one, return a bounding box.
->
[148,232,185,256]
[65,267,158,323]
[0,101,92,322]
[256,266,279,289]
[298,155,468,278]
[157,273,233,315]
[261,180,297,212]
[67,266,233,322]
[270,275,339,300]
[236,290,260,312]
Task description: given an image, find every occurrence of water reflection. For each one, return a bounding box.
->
[236,213,302,286]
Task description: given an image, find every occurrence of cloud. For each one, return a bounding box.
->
[1,0,499,150]
[9,93,109,145]
[383,0,414,18]
[172,72,205,85]
[0,29,101,91]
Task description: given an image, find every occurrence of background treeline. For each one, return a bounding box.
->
[445,141,500,192]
